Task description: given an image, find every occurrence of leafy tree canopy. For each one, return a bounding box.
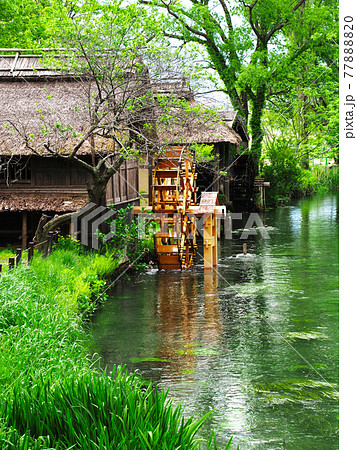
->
[0,0,72,47]
[139,0,338,169]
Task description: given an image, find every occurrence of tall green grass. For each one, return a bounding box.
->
[263,162,339,206]
[2,368,211,449]
[0,247,15,262]
[302,165,339,193]
[0,247,224,449]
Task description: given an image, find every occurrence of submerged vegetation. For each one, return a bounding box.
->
[253,379,338,404]
[0,244,225,449]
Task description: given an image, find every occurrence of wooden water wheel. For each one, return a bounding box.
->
[152,146,197,269]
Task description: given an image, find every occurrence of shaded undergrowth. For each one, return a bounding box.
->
[0,248,225,449]
[261,140,339,207]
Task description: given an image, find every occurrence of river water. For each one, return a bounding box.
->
[90,193,339,449]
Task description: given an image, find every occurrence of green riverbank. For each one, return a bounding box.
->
[0,245,220,449]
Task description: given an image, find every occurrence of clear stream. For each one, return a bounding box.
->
[90,193,339,449]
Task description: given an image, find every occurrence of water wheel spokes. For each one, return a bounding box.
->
[153,146,197,270]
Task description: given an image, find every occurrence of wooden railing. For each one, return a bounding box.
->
[0,231,58,274]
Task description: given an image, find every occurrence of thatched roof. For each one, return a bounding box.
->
[0,51,243,155]
[0,191,87,212]
[0,51,129,156]
[157,100,242,146]
[0,78,103,156]
[218,110,249,144]
[218,110,236,125]
[0,79,242,153]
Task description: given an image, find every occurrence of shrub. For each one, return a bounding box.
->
[55,235,84,253]
[261,139,339,205]
[262,138,304,205]
[302,165,339,193]
[96,205,155,270]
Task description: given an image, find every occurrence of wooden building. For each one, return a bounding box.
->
[218,110,255,210]
[0,50,141,247]
[0,50,252,247]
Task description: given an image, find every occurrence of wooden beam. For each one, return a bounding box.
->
[10,51,19,74]
[21,211,28,250]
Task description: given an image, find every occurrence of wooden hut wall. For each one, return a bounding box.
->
[105,158,139,206]
[31,157,91,187]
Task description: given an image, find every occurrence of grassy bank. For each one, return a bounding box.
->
[262,164,339,207]
[0,246,221,449]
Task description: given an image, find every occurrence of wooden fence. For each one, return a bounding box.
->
[0,231,58,274]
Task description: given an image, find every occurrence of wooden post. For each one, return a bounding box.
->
[21,211,28,250]
[43,236,49,258]
[16,248,22,266]
[28,242,35,264]
[198,193,220,269]
[48,231,54,255]
[69,221,74,237]
[203,213,218,269]
[224,213,232,239]
[9,257,15,270]
[203,214,212,269]
[243,243,247,255]
[212,215,218,266]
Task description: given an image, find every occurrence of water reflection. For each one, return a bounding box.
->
[90,193,338,449]
[156,272,200,374]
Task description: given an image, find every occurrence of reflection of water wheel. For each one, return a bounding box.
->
[152,146,197,269]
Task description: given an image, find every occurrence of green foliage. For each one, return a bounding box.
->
[0,246,219,449]
[54,235,84,253]
[2,367,212,449]
[0,0,72,48]
[27,249,118,313]
[192,143,214,163]
[262,138,304,205]
[96,205,155,270]
[0,262,88,400]
[301,165,339,194]
[262,138,339,205]
[143,0,338,173]
[0,247,15,262]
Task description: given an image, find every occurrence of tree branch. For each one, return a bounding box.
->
[266,0,306,41]
[238,0,262,42]
[219,0,234,38]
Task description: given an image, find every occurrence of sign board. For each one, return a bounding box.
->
[198,192,218,213]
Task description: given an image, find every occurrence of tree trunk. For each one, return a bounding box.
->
[34,212,74,245]
[249,84,267,176]
[86,156,123,205]
[87,181,107,205]
[301,93,310,169]
[87,171,115,205]
[34,213,51,243]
